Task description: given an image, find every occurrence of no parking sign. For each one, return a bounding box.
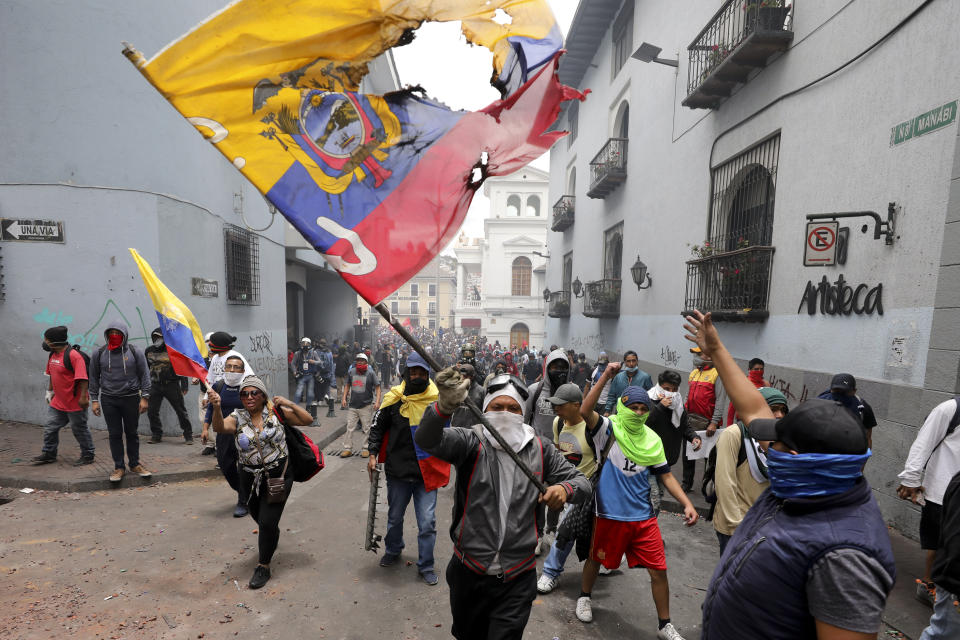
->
[804,221,839,266]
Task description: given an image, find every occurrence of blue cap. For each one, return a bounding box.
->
[406,352,432,375]
[622,386,650,408]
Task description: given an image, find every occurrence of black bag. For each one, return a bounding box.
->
[251,429,289,504]
[60,345,91,374]
[272,406,324,482]
[556,428,617,547]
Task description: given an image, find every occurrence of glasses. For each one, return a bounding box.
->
[484,374,530,400]
[223,365,244,372]
[240,390,263,398]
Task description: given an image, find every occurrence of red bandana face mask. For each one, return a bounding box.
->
[748,370,764,386]
[356,363,368,374]
[107,334,124,350]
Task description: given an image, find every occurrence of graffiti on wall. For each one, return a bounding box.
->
[766,373,810,404]
[33,299,151,348]
[248,330,274,355]
[569,333,606,355]
[659,346,681,369]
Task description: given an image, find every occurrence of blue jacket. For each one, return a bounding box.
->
[604,369,653,414]
[702,478,895,639]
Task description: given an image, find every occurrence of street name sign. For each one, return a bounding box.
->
[1,218,65,242]
[191,278,219,298]
[890,100,957,147]
[804,221,839,266]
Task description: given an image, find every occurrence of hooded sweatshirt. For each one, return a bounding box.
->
[88,320,151,399]
[524,349,569,440]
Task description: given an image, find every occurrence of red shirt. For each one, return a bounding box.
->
[46,349,87,412]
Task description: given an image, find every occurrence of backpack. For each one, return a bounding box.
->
[272,406,324,482]
[552,416,599,463]
[924,397,960,469]
[57,345,91,374]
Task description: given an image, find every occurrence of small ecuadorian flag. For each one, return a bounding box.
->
[129,249,209,381]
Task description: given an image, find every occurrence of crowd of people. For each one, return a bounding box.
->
[31,315,960,637]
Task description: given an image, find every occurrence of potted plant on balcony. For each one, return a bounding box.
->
[744,0,790,33]
[552,300,570,316]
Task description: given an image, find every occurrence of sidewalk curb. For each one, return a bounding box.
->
[0,425,347,494]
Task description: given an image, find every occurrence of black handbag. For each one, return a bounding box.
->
[272,406,324,482]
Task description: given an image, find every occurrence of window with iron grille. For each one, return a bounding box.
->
[410,283,419,297]
[410,301,419,315]
[603,223,623,280]
[223,224,260,305]
[611,4,633,78]
[684,132,780,319]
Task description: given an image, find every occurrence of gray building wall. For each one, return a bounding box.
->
[546,0,960,536]
[0,1,289,431]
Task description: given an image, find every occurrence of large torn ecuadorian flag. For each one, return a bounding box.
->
[125,0,585,304]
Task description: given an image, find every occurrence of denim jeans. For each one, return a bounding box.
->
[384,476,437,573]
[717,531,731,556]
[919,588,960,639]
[42,406,95,458]
[101,394,141,470]
[294,375,315,406]
[542,504,575,579]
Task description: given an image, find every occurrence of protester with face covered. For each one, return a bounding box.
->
[34,326,94,466]
[340,353,381,457]
[415,369,590,640]
[682,346,727,492]
[366,353,445,585]
[483,358,509,387]
[88,320,152,483]
[210,375,312,589]
[685,311,895,640]
[574,363,699,640]
[144,327,193,444]
[646,371,700,468]
[205,331,253,385]
[203,354,250,517]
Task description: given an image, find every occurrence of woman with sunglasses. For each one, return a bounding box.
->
[210,375,312,589]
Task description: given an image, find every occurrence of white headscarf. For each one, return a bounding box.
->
[648,384,684,428]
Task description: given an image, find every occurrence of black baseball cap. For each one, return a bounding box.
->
[748,399,868,455]
[830,373,856,392]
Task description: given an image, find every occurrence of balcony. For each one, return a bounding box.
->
[548,290,571,318]
[682,0,795,110]
[552,196,575,231]
[587,138,627,199]
[583,279,621,318]
[683,246,775,321]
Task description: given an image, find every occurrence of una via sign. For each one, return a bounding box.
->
[890,100,957,146]
[1,218,64,242]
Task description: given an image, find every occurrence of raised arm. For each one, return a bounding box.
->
[683,311,772,426]
[581,362,621,431]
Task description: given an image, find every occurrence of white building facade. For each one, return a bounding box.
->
[545,0,960,535]
[455,168,550,349]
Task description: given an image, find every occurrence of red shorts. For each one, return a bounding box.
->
[590,516,666,571]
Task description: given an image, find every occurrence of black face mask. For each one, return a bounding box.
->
[405,378,429,395]
[547,369,568,389]
[41,341,52,352]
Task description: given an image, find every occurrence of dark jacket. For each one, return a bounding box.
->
[702,479,895,639]
[367,402,422,484]
[416,404,590,580]
[646,402,696,466]
[335,352,351,377]
[88,320,151,399]
[932,470,960,594]
[525,349,569,440]
[144,344,188,392]
[450,381,485,429]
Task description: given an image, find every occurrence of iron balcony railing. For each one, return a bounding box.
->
[683,0,794,109]
[587,138,628,199]
[684,246,775,321]
[552,196,575,231]
[548,290,571,318]
[583,279,621,318]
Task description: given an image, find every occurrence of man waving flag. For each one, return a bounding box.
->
[124,0,584,304]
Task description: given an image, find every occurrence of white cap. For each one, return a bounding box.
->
[356,353,368,361]
[301,337,312,345]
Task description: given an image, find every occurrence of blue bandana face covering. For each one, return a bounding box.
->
[766,447,872,499]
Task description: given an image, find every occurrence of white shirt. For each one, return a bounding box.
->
[898,398,960,505]
[206,350,254,385]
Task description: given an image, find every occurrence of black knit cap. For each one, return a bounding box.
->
[44,326,69,343]
[209,331,237,349]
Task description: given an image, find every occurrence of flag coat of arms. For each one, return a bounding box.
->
[126,0,584,304]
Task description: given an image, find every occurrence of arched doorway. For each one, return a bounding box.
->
[510,323,530,349]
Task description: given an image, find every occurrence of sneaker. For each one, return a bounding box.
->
[73,456,95,466]
[233,503,249,518]
[360,449,370,458]
[130,464,152,478]
[32,453,57,465]
[420,570,439,586]
[339,449,353,458]
[201,446,216,456]
[598,565,612,576]
[184,436,194,445]
[249,565,271,589]
[680,483,692,493]
[147,436,161,444]
[536,574,559,594]
[575,596,593,623]
[915,579,936,607]
[379,552,400,567]
[657,622,686,640]
[109,468,124,483]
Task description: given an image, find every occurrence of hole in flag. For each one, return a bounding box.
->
[468,152,489,189]
[492,9,513,26]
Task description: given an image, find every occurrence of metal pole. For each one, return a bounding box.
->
[372,302,547,494]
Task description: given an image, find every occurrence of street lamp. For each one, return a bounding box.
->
[631,42,679,68]
[630,257,652,289]
[542,287,551,302]
[572,277,584,298]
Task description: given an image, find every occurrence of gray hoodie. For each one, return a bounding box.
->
[88,320,151,399]
[524,349,570,440]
